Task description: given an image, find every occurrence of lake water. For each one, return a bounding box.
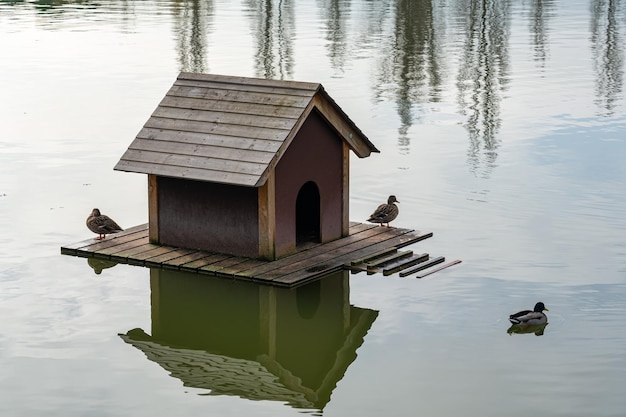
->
[1,0,626,416]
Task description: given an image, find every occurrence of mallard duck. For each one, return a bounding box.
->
[367,195,400,227]
[86,208,123,240]
[509,302,549,325]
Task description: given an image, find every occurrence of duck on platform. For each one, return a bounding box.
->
[367,195,400,227]
[86,208,124,240]
[509,302,549,325]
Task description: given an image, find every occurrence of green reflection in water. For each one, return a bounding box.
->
[590,0,624,117]
[456,0,511,178]
[119,269,378,412]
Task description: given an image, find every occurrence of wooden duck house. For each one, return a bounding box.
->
[115,72,379,260]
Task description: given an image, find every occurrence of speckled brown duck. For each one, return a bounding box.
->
[86,208,123,240]
[367,195,400,227]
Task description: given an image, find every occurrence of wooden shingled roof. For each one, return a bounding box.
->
[114,72,379,187]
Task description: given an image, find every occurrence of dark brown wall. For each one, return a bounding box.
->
[157,177,260,257]
[274,109,344,257]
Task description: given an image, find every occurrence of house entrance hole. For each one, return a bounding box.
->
[296,181,321,246]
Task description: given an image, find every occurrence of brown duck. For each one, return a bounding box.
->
[86,208,123,240]
[367,195,400,227]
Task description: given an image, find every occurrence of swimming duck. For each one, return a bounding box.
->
[86,208,123,240]
[367,195,400,227]
[509,302,549,325]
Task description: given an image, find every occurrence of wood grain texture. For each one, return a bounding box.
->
[115,72,378,187]
[61,222,435,287]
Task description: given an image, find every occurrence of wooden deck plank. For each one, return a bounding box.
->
[180,253,232,271]
[366,250,413,270]
[110,242,162,259]
[350,247,398,265]
[199,256,257,275]
[399,256,446,277]
[272,232,432,286]
[61,222,438,287]
[271,230,423,279]
[237,224,407,278]
[61,224,147,253]
[78,233,148,258]
[118,245,179,263]
[144,248,199,267]
[260,229,426,282]
[216,258,270,275]
[160,250,210,267]
[415,260,462,278]
[97,236,150,257]
[382,253,430,276]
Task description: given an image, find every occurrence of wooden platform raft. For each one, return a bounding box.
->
[61,222,458,287]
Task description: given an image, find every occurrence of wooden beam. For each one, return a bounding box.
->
[148,174,159,243]
[312,94,376,157]
[382,253,429,276]
[415,260,462,278]
[399,256,445,277]
[258,171,276,260]
[366,250,414,270]
[342,143,350,236]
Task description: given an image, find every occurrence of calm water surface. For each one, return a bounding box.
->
[1,1,626,416]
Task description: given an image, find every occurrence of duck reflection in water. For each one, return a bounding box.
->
[507,323,548,336]
[87,257,119,275]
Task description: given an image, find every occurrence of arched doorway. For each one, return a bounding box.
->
[296,181,321,246]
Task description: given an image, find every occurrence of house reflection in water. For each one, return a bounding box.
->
[119,268,378,411]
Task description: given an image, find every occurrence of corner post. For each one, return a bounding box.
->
[342,143,350,236]
[148,174,159,243]
[258,171,276,260]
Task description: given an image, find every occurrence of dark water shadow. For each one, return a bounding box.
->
[119,269,378,412]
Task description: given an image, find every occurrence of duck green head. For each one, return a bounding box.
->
[534,302,548,312]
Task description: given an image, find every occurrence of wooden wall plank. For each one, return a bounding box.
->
[177,72,319,93]
[159,96,305,119]
[341,143,350,236]
[258,171,275,260]
[129,139,275,165]
[121,149,267,176]
[148,174,159,243]
[144,117,290,142]
[168,85,313,107]
[152,106,297,130]
[136,128,284,153]
[115,160,260,187]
